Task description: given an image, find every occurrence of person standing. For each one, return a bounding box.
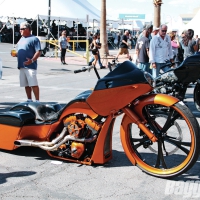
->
[169,31,180,66]
[59,31,68,65]
[180,29,199,60]
[90,35,101,67]
[88,34,105,69]
[138,25,153,41]
[136,29,151,74]
[11,22,41,102]
[115,30,132,61]
[149,24,173,78]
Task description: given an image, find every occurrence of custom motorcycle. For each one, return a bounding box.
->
[0,61,199,178]
[154,52,200,111]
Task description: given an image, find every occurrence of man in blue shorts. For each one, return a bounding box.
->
[11,22,41,102]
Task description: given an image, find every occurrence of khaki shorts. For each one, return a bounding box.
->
[118,48,129,55]
[20,68,38,87]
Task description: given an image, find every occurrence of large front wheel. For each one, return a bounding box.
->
[121,102,200,178]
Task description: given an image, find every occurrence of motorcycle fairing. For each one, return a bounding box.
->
[174,54,200,83]
[86,84,152,116]
[94,61,149,90]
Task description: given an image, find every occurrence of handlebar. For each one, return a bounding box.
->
[160,61,180,70]
[74,66,94,74]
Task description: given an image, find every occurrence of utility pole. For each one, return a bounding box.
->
[48,0,51,41]
[153,0,163,27]
[100,0,109,56]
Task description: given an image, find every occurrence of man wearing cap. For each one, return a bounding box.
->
[151,27,159,38]
[138,24,153,41]
[149,24,173,78]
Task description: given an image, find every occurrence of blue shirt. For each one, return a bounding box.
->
[59,36,67,48]
[17,35,41,70]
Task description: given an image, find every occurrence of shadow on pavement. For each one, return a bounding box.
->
[0,171,36,184]
[51,68,71,72]
[0,146,50,160]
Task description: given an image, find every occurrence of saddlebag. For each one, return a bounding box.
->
[0,111,35,150]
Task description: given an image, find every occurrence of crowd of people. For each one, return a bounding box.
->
[2,20,200,102]
[117,24,200,78]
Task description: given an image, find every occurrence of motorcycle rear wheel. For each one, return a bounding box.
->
[121,102,200,178]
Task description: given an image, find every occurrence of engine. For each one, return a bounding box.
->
[53,114,101,159]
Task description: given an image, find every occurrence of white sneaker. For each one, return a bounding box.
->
[26,99,33,102]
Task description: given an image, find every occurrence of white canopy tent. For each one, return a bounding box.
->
[107,20,143,33]
[185,8,200,36]
[167,16,185,34]
[0,0,101,47]
[0,0,100,21]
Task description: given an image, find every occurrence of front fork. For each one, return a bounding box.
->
[122,107,158,142]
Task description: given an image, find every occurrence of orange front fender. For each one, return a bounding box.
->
[133,94,179,121]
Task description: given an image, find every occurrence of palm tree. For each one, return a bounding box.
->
[100,0,109,56]
[153,0,163,27]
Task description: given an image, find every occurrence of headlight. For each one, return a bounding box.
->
[144,72,155,87]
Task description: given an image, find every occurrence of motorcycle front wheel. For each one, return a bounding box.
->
[121,102,200,178]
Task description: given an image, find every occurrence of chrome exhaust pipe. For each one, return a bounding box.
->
[14,127,97,151]
[14,127,68,147]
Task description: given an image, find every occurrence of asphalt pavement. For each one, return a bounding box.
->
[0,43,200,200]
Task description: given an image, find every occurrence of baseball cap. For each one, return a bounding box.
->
[153,26,159,32]
[143,24,152,31]
[146,24,153,29]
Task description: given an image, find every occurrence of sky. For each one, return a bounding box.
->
[87,0,200,22]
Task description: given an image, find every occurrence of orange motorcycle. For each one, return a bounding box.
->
[0,61,199,178]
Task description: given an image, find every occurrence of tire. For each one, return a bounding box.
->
[194,83,200,111]
[121,102,200,178]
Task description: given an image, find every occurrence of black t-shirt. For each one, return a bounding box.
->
[120,35,128,48]
[136,37,150,63]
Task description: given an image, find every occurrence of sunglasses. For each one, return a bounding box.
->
[20,28,27,30]
[161,30,167,33]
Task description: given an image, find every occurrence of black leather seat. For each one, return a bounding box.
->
[10,102,63,122]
